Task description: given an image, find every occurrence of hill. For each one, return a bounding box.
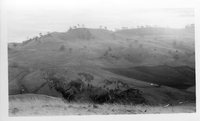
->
[8,27,195,105]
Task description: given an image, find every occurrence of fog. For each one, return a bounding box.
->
[6,0,194,42]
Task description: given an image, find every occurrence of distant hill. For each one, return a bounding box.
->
[115,27,194,37]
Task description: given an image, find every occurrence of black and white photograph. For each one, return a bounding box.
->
[0,0,200,120]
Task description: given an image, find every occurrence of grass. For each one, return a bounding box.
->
[8,28,195,116]
[9,94,196,116]
[105,65,195,89]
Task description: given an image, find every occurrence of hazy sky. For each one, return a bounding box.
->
[5,0,194,42]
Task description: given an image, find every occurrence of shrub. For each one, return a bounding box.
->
[78,72,94,82]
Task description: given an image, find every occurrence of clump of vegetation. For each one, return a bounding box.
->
[22,39,33,45]
[73,26,77,29]
[13,43,18,47]
[89,87,146,104]
[39,33,43,37]
[44,72,80,101]
[78,72,94,82]
[68,27,73,31]
[43,71,146,104]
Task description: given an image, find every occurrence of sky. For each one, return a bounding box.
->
[4,0,194,42]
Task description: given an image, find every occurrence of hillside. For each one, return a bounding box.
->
[106,65,195,89]
[8,27,195,106]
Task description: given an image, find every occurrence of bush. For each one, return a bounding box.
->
[78,72,94,82]
[44,70,146,104]
[13,43,18,47]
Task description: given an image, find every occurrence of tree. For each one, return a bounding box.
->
[39,33,43,37]
[35,36,39,41]
[69,27,72,31]
[99,25,102,29]
[13,43,17,47]
[82,24,85,28]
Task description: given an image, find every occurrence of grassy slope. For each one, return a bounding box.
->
[8,28,195,105]
[105,65,195,89]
